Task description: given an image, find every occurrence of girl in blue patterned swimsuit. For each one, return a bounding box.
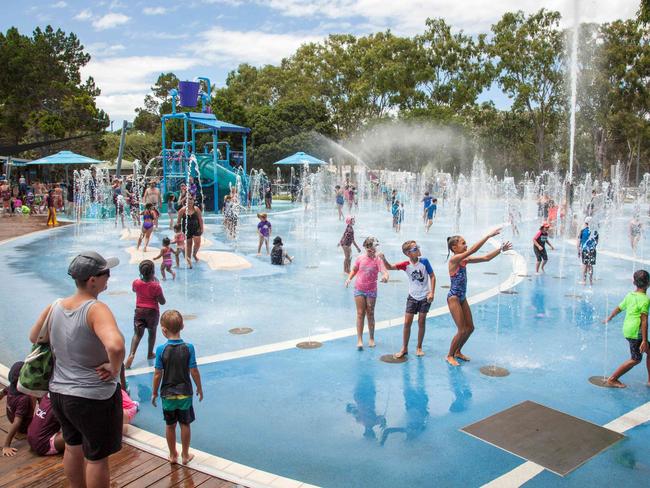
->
[446,229,512,366]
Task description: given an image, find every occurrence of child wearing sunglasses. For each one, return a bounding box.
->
[345,237,388,350]
[380,241,436,358]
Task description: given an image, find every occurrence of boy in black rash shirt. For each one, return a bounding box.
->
[152,310,203,465]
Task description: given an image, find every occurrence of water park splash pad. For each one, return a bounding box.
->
[2,155,650,486]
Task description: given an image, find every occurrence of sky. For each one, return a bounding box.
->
[2,0,641,128]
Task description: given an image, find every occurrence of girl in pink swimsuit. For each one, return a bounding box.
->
[345,237,389,350]
[153,237,176,280]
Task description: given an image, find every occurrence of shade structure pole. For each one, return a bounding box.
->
[116,120,128,178]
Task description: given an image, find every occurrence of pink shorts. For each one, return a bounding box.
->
[124,405,138,422]
[45,434,59,456]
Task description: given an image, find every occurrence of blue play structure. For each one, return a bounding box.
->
[161,77,251,211]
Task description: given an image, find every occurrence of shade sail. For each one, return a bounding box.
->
[273,152,327,166]
[26,150,102,166]
[186,112,251,134]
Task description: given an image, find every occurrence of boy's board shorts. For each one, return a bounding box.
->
[627,338,644,362]
[581,248,597,266]
[405,295,432,315]
[162,396,195,425]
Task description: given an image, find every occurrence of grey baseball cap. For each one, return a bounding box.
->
[68,251,119,280]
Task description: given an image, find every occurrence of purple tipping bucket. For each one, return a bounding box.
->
[178,81,200,107]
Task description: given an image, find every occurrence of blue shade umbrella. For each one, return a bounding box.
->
[273,152,327,166]
[26,150,103,166]
[26,150,103,183]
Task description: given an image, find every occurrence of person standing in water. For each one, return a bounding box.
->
[345,237,389,350]
[630,214,643,254]
[177,195,204,268]
[533,222,554,274]
[446,230,512,366]
[338,216,361,274]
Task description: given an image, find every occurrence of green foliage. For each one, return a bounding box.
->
[0,26,107,149]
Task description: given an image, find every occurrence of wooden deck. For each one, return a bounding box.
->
[0,397,236,487]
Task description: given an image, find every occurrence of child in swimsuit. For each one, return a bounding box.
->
[137,203,155,252]
[445,229,512,366]
[173,224,186,268]
[345,237,389,350]
[154,237,176,280]
[335,185,345,220]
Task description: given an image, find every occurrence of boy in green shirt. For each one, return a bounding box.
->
[603,270,650,388]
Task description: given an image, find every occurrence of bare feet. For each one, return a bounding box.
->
[393,350,408,359]
[193,254,199,262]
[186,258,193,269]
[416,348,424,357]
[368,340,376,348]
[357,342,363,351]
[147,353,156,360]
[606,378,626,388]
[454,353,471,362]
[168,453,178,464]
[446,355,460,366]
[182,453,194,465]
[125,354,135,369]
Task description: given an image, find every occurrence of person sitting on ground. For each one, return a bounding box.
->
[271,236,293,265]
[27,393,65,456]
[603,270,650,388]
[2,361,35,457]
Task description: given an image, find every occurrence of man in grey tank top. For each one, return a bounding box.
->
[29,251,125,488]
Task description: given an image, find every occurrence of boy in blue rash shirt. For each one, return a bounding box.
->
[380,240,436,358]
[152,310,203,465]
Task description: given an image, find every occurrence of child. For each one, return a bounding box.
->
[421,192,432,223]
[257,213,272,256]
[425,198,436,232]
[46,190,58,226]
[167,192,177,230]
[603,270,650,388]
[392,200,400,230]
[154,237,176,280]
[125,260,166,369]
[380,240,436,358]
[115,194,126,229]
[271,236,293,265]
[338,216,361,274]
[137,203,156,252]
[345,237,389,350]
[2,361,34,456]
[335,185,345,220]
[152,310,203,465]
[580,229,599,286]
[446,229,512,366]
[396,202,405,233]
[533,222,554,274]
[173,224,186,268]
[27,393,64,456]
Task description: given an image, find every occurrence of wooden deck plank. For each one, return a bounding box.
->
[122,461,182,487]
[196,478,234,488]
[144,465,196,488]
[0,390,236,488]
[111,456,167,487]
[170,471,212,488]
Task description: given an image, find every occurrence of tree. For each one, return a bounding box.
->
[0,26,107,148]
[489,9,564,171]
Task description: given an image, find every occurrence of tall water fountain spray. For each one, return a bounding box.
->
[568,0,580,182]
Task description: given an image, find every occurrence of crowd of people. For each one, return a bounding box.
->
[2,175,650,488]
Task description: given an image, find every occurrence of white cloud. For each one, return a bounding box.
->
[86,42,126,57]
[52,1,67,8]
[74,9,92,20]
[188,26,321,65]
[82,56,202,120]
[143,7,169,15]
[92,13,130,30]
[261,0,640,35]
